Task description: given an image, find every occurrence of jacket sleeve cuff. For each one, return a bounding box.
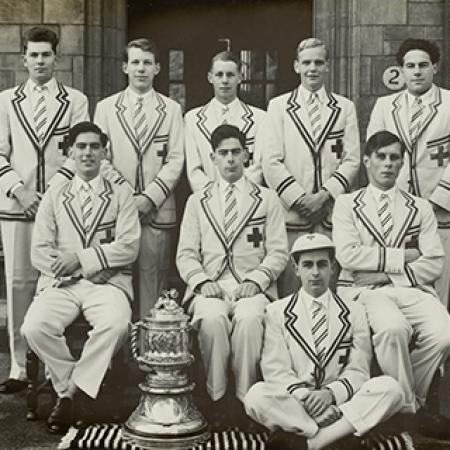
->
[326,379,354,405]
[244,267,274,292]
[323,175,348,199]
[144,177,170,208]
[430,183,450,212]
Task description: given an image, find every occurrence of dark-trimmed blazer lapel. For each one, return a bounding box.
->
[11,82,70,152]
[392,86,441,153]
[227,180,262,248]
[286,88,341,154]
[114,91,167,156]
[62,178,113,248]
[195,100,256,142]
[353,188,385,247]
[200,182,228,250]
[285,293,319,366]
[321,293,350,368]
[85,178,113,247]
[390,190,418,248]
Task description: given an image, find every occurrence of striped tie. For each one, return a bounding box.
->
[222,105,229,124]
[80,182,93,232]
[312,300,328,366]
[307,92,321,144]
[34,85,47,145]
[378,193,393,245]
[409,97,424,143]
[224,183,238,243]
[133,97,149,150]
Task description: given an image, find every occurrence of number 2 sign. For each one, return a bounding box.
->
[382,66,405,91]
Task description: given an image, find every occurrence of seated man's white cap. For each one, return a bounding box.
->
[290,233,335,258]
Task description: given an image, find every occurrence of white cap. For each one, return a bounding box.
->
[290,233,335,257]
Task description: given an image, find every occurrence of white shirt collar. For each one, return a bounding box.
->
[74,174,101,193]
[212,97,240,115]
[126,86,154,106]
[27,77,57,95]
[368,183,397,204]
[405,84,435,108]
[299,84,327,105]
[219,175,246,195]
[300,287,330,311]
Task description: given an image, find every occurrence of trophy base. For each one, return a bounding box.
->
[123,391,210,450]
[122,425,211,450]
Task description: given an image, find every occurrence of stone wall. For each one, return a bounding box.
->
[314,0,450,138]
[0,0,127,116]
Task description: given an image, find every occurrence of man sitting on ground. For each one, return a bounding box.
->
[245,233,404,450]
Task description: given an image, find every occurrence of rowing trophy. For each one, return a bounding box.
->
[123,289,210,449]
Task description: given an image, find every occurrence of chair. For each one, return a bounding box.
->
[25,315,128,421]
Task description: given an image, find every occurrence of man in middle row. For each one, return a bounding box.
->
[177,124,288,426]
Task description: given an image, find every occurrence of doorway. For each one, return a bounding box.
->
[128,0,313,112]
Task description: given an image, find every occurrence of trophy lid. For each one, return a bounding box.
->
[145,289,189,323]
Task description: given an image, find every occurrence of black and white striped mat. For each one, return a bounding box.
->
[59,424,415,450]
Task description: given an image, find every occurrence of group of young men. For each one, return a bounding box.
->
[1,25,450,449]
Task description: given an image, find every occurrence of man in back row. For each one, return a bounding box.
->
[367,38,450,310]
[261,38,360,297]
[0,26,89,393]
[95,38,184,319]
[185,51,265,191]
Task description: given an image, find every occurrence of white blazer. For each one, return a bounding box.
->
[94,89,184,229]
[261,87,360,231]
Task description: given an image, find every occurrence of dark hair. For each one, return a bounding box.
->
[67,122,108,148]
[210,124,246,151]
[365,131,405,157]
[210,51,242,72]
[291,247,335,265]
[396,39,440,65]
[24,27,59,54]
[123,38,159,63]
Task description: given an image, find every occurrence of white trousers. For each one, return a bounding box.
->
[21,280,131,399]
[1,220,39,380]
[189,279,268,402]
[136,224,170,317]
[339,286,450,412]
[245,376,404,438]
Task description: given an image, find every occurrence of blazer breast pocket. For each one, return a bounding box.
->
[336,339,352,367]
[245,216,266,251]
[426,139,450,169]
[154,134,169,165]
[96,220,116,244]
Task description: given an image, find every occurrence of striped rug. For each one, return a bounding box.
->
[59,424,415,450]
